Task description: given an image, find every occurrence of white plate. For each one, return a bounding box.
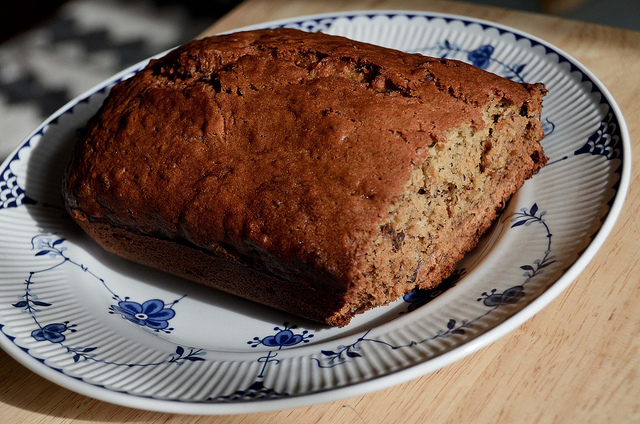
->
[0,11,630,414]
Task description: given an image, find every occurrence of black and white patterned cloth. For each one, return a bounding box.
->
[0,0,237,161]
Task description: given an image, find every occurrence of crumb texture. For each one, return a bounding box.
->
[63,28,546,326]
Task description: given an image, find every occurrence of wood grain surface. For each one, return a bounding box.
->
[1,0,639,422]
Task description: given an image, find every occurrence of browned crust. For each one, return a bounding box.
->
[63,28,546,326]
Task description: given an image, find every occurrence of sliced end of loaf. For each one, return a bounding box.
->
[337,86,548,320]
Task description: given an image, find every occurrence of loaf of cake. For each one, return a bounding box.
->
[62,28,547,326]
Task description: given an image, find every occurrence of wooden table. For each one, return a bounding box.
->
[2,0,639,422]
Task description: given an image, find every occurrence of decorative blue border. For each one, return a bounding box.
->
[0,11,627,406]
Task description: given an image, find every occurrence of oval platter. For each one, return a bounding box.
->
[0,11,630,414]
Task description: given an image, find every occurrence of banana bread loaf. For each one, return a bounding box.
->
[62,28,547,326]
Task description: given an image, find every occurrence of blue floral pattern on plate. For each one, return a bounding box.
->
[110,299,177,331]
